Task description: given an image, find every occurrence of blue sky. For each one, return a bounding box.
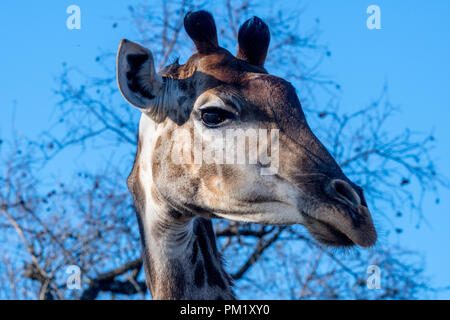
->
[0,1,449,298]
[300,0,450,297]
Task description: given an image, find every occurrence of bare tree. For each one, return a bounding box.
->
[0,0,447,299]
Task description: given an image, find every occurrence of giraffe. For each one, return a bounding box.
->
[116,11,377,300]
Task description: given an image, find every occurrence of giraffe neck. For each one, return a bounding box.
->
[129,117,234,299]
[137,201,235,300]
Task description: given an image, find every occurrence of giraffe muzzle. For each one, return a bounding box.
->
[301,178,377,248]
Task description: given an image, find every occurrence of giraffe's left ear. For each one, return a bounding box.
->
[236,16,270,68]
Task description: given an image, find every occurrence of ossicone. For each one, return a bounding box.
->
[236,16,270,67]
[184,10,219,54]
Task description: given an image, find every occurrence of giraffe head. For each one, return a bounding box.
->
[117,11,377,248]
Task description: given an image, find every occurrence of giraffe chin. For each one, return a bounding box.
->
[308,220,355,247]
[302,206,377,248]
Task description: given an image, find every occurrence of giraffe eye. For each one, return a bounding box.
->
[200,107,234,127]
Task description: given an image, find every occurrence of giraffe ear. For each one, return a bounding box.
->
[117,39,164,113]
[184,10,219,54]
[236,16,270,68]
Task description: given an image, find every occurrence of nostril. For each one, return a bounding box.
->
[331,179,361,206]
